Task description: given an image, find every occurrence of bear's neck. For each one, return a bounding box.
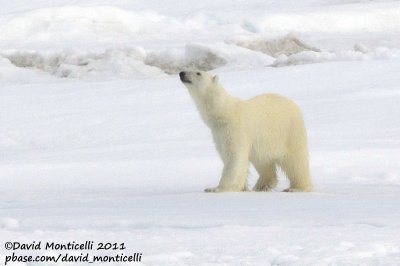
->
[195,85,238,128]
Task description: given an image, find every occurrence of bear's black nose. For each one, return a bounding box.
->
[179,71,191,83]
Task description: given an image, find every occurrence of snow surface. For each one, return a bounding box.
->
[1,0,400,265]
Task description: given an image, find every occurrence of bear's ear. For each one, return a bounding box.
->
[212,75,219,84]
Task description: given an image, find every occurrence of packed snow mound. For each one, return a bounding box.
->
[145,44,228,74]
[233,35,321,57]
[2,48,165,79]
[0,43,275,79]
[272,46,400,67]
[0,57,54,83]
[2,41,400,79]
[145,43,275,74]
[1,45,227,79]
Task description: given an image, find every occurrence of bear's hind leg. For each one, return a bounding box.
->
[279,153,312,192]
[253,162,278,191]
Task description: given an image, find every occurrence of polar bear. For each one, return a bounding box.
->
[179,71,312,192]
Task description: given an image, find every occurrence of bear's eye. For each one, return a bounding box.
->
[196,72,201,76]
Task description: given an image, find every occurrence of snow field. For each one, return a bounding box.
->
[1,62,400,265]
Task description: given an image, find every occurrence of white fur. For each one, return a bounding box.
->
[180,71,312,192]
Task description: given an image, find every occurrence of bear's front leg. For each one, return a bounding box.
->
[205,155,249,193]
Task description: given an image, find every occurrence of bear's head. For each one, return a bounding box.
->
[179,70,229,126]
[179,71,219,97]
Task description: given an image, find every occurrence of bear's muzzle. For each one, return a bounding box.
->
[179,71,192,84]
